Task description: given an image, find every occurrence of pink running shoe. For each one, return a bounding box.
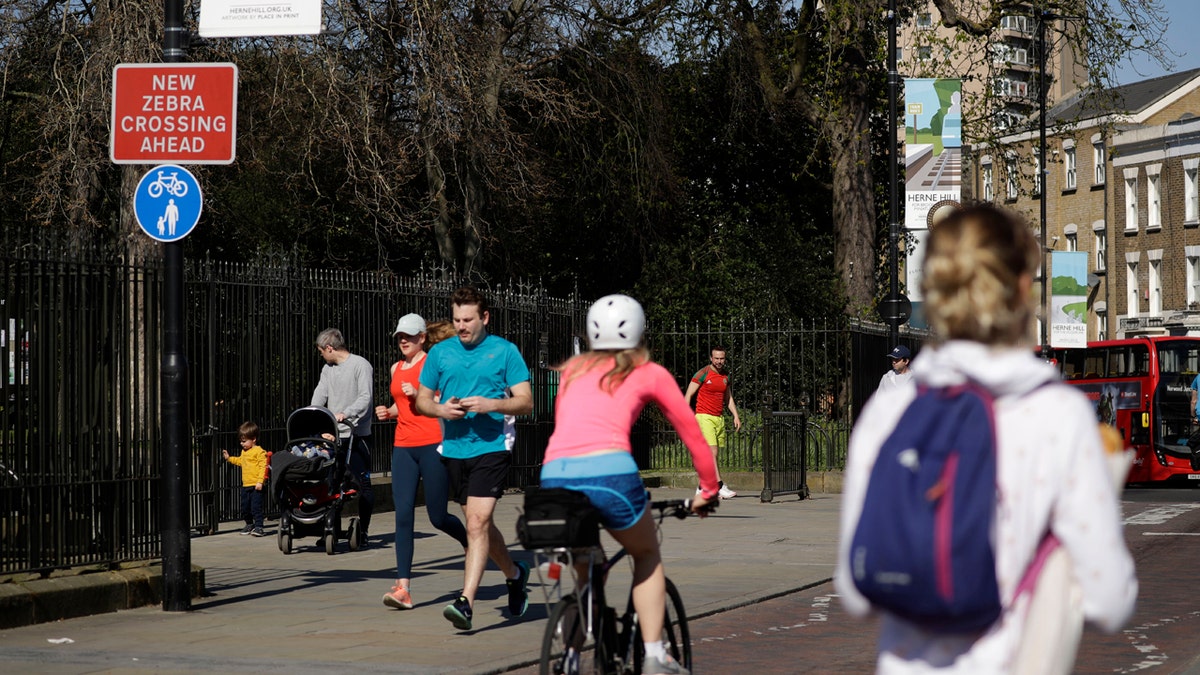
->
[382,584,414,610]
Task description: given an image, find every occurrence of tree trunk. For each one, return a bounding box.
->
[827,96,877,315]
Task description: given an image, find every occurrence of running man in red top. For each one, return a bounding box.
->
[684,347,741,499]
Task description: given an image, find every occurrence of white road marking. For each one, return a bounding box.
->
[693,594,838,643]
[1124,504,1200,525]
[1117,610,1200,672]
[1142,532,1200,536]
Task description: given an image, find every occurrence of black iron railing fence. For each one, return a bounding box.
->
[186,259,584,535]
[1,239,163,575]
[0,235,928,575]
[638,317,850,472]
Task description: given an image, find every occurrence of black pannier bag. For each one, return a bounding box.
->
[516,487,602,550]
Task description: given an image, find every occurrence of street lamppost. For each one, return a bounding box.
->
[161,0,191,613]
[1038,7,1049,354]
[886,0,901,346]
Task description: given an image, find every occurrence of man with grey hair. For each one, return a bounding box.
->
[312,328,375,546]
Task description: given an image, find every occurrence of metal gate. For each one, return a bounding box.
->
[760,412,810,502]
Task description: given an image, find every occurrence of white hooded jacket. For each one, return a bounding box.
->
[834,341,1137,674]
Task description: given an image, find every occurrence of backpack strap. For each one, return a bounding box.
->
[1015,533,1061,599]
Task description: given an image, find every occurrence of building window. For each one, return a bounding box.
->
[993,78,1029,98]
[1125,172,1138,231]
[982,164,994,201]
[918,46,932,61]
[1094,143,1106,185]
[990,45,1028,65]
[1186,159,1199,222]
[1006,157,1018,200]
[917,12,933,28]
[1149,259,1162,317]
[1148,168,1162,230]
[1188,252,1200,307]
[1097,311,1107,341]
[895,47,903,62]
[1127,262,1139,319]
[1066,232,1077,251]
[1095,229,1107,271]
[1001,14,1031,33]
[1064,146,1077,190]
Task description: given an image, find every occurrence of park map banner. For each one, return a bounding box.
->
[1050,251,1089,349]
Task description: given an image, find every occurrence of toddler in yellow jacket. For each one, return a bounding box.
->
[223,421,268,536]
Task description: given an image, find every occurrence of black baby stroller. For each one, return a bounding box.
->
[271,406,363,555]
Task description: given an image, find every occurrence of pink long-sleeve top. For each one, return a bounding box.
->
[543,358,720,496]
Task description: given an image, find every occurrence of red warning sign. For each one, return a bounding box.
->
[110,63,238,165]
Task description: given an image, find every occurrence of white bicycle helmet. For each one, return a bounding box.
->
[586,294,646,350]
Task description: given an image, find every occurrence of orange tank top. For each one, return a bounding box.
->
[390,358,442,447]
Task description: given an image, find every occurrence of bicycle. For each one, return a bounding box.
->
[146,170,189,198]
[521,493,711,675]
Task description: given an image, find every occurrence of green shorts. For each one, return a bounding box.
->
[695,413,725,448]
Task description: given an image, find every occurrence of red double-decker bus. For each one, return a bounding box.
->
[1046,336,1200,484]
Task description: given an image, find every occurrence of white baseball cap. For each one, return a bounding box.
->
[393,313,426,337]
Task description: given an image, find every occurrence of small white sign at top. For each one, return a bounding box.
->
[199,0,322,38]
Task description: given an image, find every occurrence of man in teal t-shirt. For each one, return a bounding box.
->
[416,286,532,631]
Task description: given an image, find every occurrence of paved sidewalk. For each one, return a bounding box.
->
[0,490,839,674]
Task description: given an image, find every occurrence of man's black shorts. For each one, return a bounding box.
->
[444,451,510,504]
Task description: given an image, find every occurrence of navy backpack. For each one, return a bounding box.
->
[849,383,1002,633]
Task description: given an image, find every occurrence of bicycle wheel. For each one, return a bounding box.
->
[663,578,692,670]
[541,594,595,675]
[630,577,691,674]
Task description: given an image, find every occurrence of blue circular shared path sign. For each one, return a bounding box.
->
[134,164,202,243]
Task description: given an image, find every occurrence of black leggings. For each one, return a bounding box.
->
[392,443,467,578]
[345,436,375,533]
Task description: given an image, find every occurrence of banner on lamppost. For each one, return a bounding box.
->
[904,78,961,231]
[903,78,960,330]
[1050,251,1090,349]
[199,0,322,37]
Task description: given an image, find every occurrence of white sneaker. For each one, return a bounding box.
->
[718,485,737,499]
[642,653,690,675]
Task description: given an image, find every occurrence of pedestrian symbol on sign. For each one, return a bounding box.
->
[134,164,202,243]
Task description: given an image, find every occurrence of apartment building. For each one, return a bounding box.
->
[968,68,1200,341]
[1112,108,1200,338]
[899,4,1086,132]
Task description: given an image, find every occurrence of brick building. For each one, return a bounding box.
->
[967,68,1200,341]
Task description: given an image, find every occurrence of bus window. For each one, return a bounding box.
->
[1157,340,1200,376]
[1108,345,1150,377]
[1059,349,1087,379]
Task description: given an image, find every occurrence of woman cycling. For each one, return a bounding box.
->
[541,294,719,675]
[375,313,468,610]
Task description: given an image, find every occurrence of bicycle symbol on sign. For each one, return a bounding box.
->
[146,171,190,199]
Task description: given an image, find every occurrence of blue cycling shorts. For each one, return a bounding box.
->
[539,453,647,531]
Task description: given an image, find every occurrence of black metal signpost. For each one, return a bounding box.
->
[161,0,191,612]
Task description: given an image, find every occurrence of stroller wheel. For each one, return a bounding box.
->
[324,511,338,555]
[278,513,292,554]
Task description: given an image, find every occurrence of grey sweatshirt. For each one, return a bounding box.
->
[311,352,374,438]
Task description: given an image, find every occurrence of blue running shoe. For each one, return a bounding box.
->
[507,560,531,617]
[443,595,473,630]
